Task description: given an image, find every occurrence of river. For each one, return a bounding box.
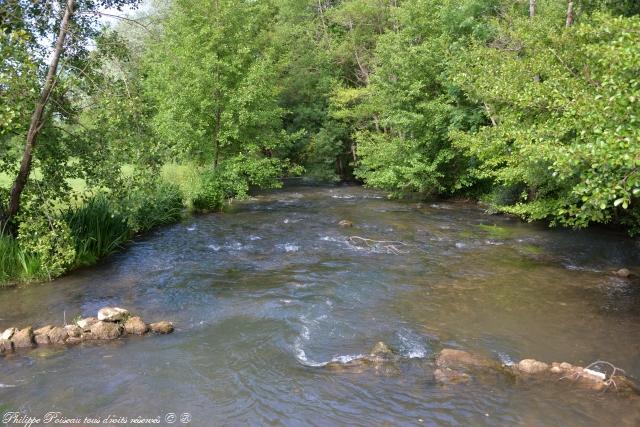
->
[1,185,639,426]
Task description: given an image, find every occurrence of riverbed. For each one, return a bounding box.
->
[1,185,639,426]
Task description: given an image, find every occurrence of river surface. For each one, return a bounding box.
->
[1,185,640,426]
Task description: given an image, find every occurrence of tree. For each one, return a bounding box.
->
[0,0,141,230]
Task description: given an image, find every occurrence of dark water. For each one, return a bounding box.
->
[1,186,640,426]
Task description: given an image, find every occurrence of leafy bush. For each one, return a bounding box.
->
[17,216,76,280]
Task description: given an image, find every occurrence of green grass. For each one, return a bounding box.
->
[63,196,132,267]
[0,234,45,286]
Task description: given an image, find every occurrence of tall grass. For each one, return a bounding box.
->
[0,234,44,285]
[63,196,131,267]
[127,183,184,233]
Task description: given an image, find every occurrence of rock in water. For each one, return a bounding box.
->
[34,325,54,345]
[12,327,35,348]
[517,359,550,374]
[89,321,123,340]
[76,317,99,331]
[1,327,17,341]
[339,220,353,228]
[436,349,499,370]
[65,325,82,338]
[370,341,393,356]
[434,368,471,385]
[124,317,149,335]
[97,307,130,322]
[48,326,69,344]
[0,339,14,354]
[615,268,631,278]
[150,321,174,334]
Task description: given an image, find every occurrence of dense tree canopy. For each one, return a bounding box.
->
[1,0,639,282]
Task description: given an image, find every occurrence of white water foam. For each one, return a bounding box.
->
[294,339,366,368]
[277,243,299,252]
[497,352,515,367]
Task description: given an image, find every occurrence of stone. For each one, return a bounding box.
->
[0,339,14,354]
[34,333,51,345]
[370,341,393,356]
[517,359,550,374]
[66,337,83,345]
[150,321,174,334]
[34,325,54,336]
[65,325,82,338]
[48,327,69,344]
[339,220,353,228]
[97,307,130,322]
[76,317,99,331]
[615,268,632,278]
[89,321,123,340]
[436,349,498,370]
[434,368,471,385]
[12,327,35,348]
[124,317,148,335]
[1,327,17,340]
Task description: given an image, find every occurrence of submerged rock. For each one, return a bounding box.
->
[89,321,123,340]
[324,342,400,375]
[1,327,17,341]
[150,321,174,334]
[97,307,130,322]
[436,349,499,370]
[76,317,98,331]
[124,317,149,335]
[12,327,35,348]
[370,341,393,356]
[433,368,471,385]
[339,220,353,228]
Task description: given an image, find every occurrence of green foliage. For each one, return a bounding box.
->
[451,8,640,229]
[124,182,184,233]
[63,197,130,268]
[17,216,76,280]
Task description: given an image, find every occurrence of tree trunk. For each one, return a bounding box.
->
[529,0,536,18]
[213,107,222,168]
[566,1,574,27]
[0,0,75,229]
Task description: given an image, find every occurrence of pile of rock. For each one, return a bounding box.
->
[0,307,174,356]
[432,348,639,395]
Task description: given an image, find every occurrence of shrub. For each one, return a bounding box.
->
[17,216,75,280]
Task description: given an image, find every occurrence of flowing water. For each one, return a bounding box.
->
[1,185,640,426]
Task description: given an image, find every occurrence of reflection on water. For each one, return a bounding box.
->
[1,185,640,426]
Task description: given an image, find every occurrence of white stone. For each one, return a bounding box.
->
[97,307,130,322]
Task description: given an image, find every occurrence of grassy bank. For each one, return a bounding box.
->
[0,163,235,287]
